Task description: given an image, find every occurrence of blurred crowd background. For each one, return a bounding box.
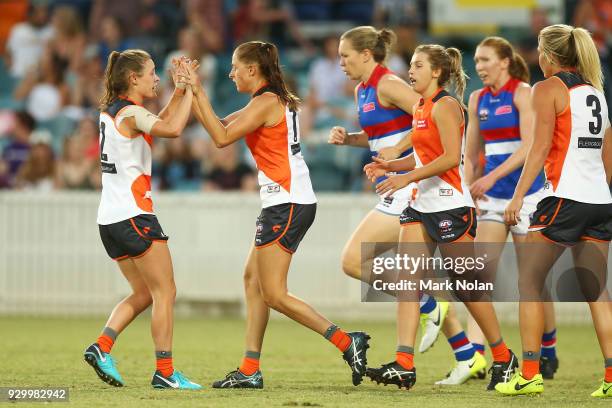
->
[0,0,609,193]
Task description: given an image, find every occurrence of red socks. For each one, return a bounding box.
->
[522,359,540,380]
[96,327,117,353]
[396,352,414,370]
[489,339,511,363]
[240,356,260,376]
[156,351,174,377]
[325,326,351,352]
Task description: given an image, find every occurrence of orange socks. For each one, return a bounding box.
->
[96,327,117,353]
[324,325,352,352]
[522,351,540,380]
[239,351,261,376]
[489,338,511,363]
[605,359,612,382]
[156,351,174,377]
[396,346,414,370]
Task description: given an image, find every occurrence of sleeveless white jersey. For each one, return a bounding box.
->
[245,86,316,208]
[97,99,157,224]
[542,72,611,204]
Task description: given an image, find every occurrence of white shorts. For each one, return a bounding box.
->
[477,189,545,235]
[375,184,414,216]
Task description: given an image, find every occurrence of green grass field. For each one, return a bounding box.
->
[3,317,609,407]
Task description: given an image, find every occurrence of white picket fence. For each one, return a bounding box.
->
[0,191,597,322]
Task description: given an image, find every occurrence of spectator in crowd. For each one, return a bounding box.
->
[183,0,226,53]
[73,116,100,161]
[373,0,420,27]
[204,143,256,191]
[14,132,55,192]
[302,36,350,133]
[573,0,612,101]
[54,133,98,190]
[97,16,131,71]
[517,8,550,84]
[231,0,313,51]
[0,111,35,188]
[164,27,217,101]
[72,46,104,109]
[89,0,145,40]
[46,5,86,76]
[392,18,421,70]
[13,51,70,122]
[4,1,53,79]
[156,137,202,191]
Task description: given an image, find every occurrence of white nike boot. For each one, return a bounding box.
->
[418,300,449,353]
[435,352,487,385]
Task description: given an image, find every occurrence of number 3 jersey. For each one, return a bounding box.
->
[97,98,160,225]
[543,72,611,204]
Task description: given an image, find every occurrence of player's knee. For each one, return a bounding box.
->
[134,291,153,308]
[150,282,176,302]
[243,268,258,288]
[261,289,286,311]
[341,249,360,279]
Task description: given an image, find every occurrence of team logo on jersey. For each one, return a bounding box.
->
[272,224,282,233]
[494,105,513,116]
[363,102,376,112]
[416,119,428,129]
[439,188,453,196]
[383,196,394,205]
[479,108,489,122]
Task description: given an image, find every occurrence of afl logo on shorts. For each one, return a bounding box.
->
[439,219,453,229]
[479,108,489,122]
[439,219,453,236]
[495,105,512,116]
[363,102,375,113]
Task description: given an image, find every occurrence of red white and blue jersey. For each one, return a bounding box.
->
[477,78,544,199]
[357,64,413,183]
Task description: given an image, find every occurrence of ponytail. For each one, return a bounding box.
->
[415,44,469,106]
[446,47,467,104]
[100,51,121,111]
[340,26,396,64]
[539,24,603,91]
[235,41,300,111]
[509,53,530,83]
[478,36,530,83]
[571,28,603,91]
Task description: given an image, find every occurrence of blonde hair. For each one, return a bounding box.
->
[415,44,468,104]
[99,49,151,111]
[340,26,396,64]
[478,36,530,83]
[539,24,603,91]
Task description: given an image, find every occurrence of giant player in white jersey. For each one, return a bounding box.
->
[498,25,612,397]
[83,50,202,390]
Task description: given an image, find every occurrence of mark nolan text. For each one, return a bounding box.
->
[373,279,493,292]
